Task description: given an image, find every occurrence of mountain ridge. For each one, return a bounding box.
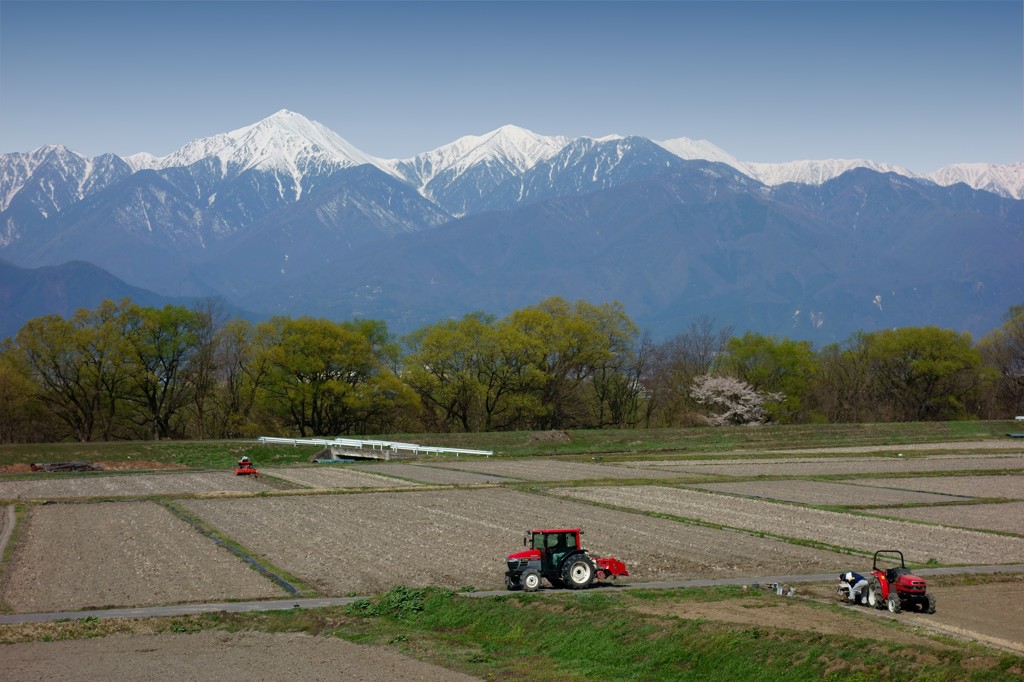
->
[1,110,1021,343]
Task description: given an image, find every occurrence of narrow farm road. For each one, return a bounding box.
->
[2,563,1022,624]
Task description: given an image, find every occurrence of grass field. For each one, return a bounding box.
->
[1,420,1020,471]
[2,583,1021,681]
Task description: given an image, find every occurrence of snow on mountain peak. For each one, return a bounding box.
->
[744,158,917,187]
[657,137,751,175]
[392,124,572,190]
[928,161,1024,199]
[148,110,382,197]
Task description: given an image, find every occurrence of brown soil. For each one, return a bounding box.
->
[864,501,1024,535]
[629,594,956,649]
[0,460,187,476]
[0,471,275,501]
[261,466,422,490]
[799,578,1024,653]
[430,459,688,481]
[557,485,1024,564]
[181,488,856,596]
[613,454,1024,477]
[690,480,966,506]
[858,474,1024,499]
[0,630,480,681]
[0,502,284,612]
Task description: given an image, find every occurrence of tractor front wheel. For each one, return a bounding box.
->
[505,575,521,591]
[887,594,902,614]
[521,569,542,593]
[561,556,595,590]
[925,594,936,614]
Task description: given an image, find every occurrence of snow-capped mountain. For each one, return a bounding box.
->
[744,158,917,188]
[656,137,753,176]
[0,145,132,213]
[927,162,1024,200]
[1,110,1022,342]
[127,109,383,201]
[387,125,571,216]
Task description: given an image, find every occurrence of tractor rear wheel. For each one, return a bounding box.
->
[561,556,595,590]
[925,594,936,614]
[521,569,542,593]
[887,594,902,614]
[867,577,884,609]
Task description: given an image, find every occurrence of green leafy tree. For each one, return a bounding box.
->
[861,326,984,421]
[0,341,49,443]
[260,317,416,436]
[123,304,205,439]
[977,305,1024,417]
[720,332,815,423]
[507,298,637,429]
[15,312,115,442]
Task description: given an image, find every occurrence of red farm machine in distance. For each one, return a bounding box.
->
[234,456,260,478]
[505,528,629,592]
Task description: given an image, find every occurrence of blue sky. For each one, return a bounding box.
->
[1,1,1020,172]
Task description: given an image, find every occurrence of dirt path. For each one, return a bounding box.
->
[0,630,480,681]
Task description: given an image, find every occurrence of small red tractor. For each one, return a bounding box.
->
[865,550,935,614]
[234,457,260,478]
[505,528,629,592]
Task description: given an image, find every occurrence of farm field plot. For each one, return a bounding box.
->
[0,631,479,682]
[863,501,1024,535]
[181,488,856,596]
[688,480,967,506]
[855,474,1024,499]
[0,471,273,501]
[260,466,420,490]
[352,462,517,485]
[0,502,284,613]
[555,486,1024,565]
[612,454,1024,478]
[428,459,690,481]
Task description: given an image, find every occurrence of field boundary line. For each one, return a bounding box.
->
[156,500,308,597]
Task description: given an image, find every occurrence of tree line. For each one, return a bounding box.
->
[1,297,1021,443]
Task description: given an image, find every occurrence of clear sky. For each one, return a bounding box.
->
[1,1,1020,173]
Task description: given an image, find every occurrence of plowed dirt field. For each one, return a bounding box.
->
[353,462,517,485]
[856,474,1024,499]
[556,485,1024,564]
[863,501,1024,535]
[181,488,856,595]
[611,454,1024,477]
[261,466,421,489]
[427,459,691,481]
[0,471,273,501]
[689,480,967,506]
[0,502,284,613]
[0,630,480,681]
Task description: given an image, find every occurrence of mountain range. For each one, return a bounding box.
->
[2,109,1022,342]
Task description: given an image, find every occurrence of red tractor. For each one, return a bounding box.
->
[505,528,629,592]
[234,456,260,478]
[866,550,935,614]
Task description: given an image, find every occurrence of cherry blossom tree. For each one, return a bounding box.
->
[689,374,783,425]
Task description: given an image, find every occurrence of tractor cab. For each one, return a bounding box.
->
[528,529,581,574]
